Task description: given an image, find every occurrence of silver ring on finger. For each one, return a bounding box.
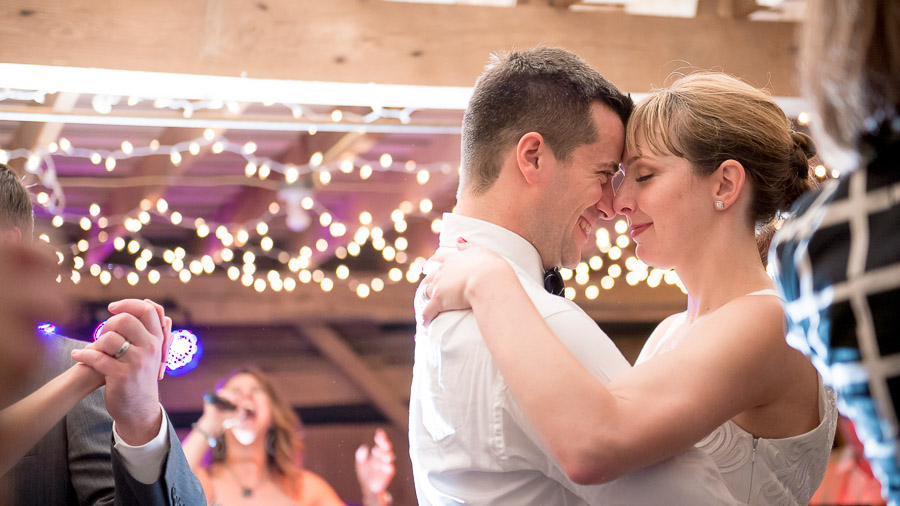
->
[114,340,132,359]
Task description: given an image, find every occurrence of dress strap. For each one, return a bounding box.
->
[745,288,780,298]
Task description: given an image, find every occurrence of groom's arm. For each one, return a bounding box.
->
[111,411,206,506]
[72,299,205,506]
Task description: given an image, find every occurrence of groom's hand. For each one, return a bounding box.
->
[72,299,173,445]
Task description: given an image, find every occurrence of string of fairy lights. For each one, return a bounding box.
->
[90,93,420,125]
[17,138,449,298]
[4,88,837,302]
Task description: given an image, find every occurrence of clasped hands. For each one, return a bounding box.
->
[71,298,174,446]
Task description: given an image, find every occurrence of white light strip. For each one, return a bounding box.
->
[0,63,473,110]
[0,64,808,125]
[0,98,808,133]
[0,110,462,134]
[384,0,516,4]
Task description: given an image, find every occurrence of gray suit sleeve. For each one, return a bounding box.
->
[66,381,116,505]
[111,414,207,506]
[35,336,118,506]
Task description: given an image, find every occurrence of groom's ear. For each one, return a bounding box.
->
[516,132,547,185]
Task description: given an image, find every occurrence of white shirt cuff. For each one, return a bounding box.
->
[112,404,170,485]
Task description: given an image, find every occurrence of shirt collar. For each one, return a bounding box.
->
[439,213,546,287]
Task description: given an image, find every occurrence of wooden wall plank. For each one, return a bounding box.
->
[0,0,800,94]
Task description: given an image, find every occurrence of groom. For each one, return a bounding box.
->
[409,47,739,505]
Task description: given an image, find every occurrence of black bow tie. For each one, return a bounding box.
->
[544,267,565,297]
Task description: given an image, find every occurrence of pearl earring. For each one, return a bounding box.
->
[715,200,725,210]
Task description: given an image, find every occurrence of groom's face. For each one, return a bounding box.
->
[532,103,624,270]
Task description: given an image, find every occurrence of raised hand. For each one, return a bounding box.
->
[356,428,396,505]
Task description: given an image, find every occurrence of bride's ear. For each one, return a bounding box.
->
[712,159,746,210]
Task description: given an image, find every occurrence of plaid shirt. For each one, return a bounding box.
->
[771,141,900,504]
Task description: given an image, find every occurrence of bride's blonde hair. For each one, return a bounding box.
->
[626,72,816,257]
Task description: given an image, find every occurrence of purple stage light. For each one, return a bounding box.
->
[92,320,107,341]
[37,323,57,335]
[165,329,203,376]
[92,319,202,376]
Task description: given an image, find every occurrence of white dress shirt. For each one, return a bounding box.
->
[112,403,169,484]
[409,213,741,506]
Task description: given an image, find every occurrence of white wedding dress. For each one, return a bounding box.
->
[636,289,838,506]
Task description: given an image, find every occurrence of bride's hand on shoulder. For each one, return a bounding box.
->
[421,239,507,324]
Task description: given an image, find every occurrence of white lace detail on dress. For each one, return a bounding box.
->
[696,369,838,505]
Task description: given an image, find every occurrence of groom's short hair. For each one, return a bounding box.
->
[459,46,632,196]
[0,163,34,238]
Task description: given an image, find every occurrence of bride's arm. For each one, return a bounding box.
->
[425,247,793,483]
[0,364,103,476]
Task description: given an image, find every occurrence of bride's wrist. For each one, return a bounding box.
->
[465,257,511,303]
[65,363,105,395]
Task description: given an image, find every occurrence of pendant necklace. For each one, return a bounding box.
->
[224,463,266,498]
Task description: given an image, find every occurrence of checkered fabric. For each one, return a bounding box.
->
[770,142,900,504]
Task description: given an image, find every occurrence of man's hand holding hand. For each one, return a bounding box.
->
[72,299,173,446]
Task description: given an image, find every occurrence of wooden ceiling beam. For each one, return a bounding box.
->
[0,0,801,95]
[298,324,409,433]
[321,131,379,166]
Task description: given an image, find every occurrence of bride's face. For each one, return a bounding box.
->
[219,373,273,437]
[615,133,715,270]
